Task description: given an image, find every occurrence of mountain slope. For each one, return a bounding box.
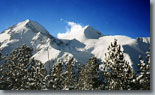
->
[0,19,66,63]
[0,19,150,71]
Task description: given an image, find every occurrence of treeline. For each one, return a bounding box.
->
[0,39,150,90]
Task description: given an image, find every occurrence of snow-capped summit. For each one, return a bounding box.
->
[0,19,55,56]
[9,19,51,36]
[83,25,102,39]
[58,24,103,42]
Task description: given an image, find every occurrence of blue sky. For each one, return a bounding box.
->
[0,0,150,38]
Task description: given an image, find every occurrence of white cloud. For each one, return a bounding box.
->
[57,21,85,40]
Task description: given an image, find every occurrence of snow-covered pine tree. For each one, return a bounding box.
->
[0,43,1,60]
[75,62,84,89]
[25,59,47,90]
[136,50,150,90]
[77,57,101,90]
[0,44,32,90]
[102,39,134,90]
[48,61,64,90]
[0,44,48,90]
[63,58,77,90]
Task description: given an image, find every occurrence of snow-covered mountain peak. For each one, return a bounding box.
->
[0,19,56,56]
[58,24,103,42]
[13,19,50,36]
[13,19,35,31]
[16,19,30,26]
[83,25,102,39]
[22,19,31,23]
[0,19,55,44]
[0,19,50,39]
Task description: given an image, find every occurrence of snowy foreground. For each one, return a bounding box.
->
[0,19,150,71]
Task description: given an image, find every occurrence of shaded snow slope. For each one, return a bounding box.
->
[0,20,150,71]
[83,25,102,39]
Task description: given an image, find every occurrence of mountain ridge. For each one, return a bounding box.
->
[0,19,150,71]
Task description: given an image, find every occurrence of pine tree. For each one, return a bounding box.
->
[47,61,64,90]
[0,44,47,90]
[102,39,134,90]
[136,50,150,90]
[63,58,78,90]
[0,43,1,60]
[24,59,47,90]
[78,57,101,90]
[0,45,32,90]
